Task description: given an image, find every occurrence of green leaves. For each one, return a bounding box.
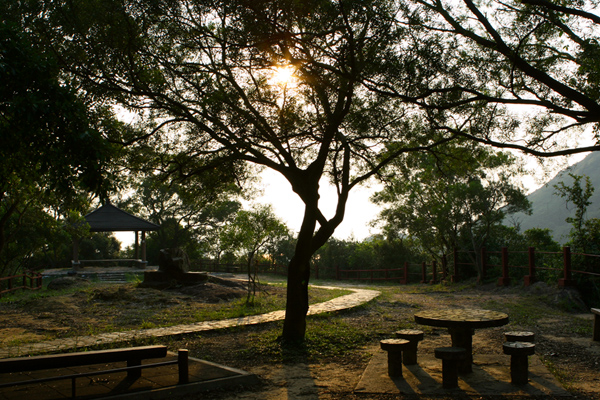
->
[374,141,531,259]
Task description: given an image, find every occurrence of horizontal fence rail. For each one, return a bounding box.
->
[0,271,43,298]
[191,246,599,290]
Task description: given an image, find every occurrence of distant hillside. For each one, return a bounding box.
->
[506,151,600,243]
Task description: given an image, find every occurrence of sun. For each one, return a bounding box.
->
[270,65,297,87]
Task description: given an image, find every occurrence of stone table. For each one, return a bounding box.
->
[414,308,509,373]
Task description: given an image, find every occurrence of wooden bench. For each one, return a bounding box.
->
[0,346,188,397]
[593,308,600,341]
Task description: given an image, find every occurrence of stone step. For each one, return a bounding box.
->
[97,273,128,283]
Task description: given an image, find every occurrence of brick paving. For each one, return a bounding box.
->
[0,286,380,359]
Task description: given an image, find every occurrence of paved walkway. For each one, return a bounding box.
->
[0,285,380,359]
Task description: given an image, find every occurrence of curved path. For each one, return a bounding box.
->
[0,285,380,358]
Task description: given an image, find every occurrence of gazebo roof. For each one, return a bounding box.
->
[84,202,160,232]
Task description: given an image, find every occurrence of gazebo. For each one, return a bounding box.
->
[72,201,160,269]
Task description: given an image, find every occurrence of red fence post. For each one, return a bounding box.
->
[452,248,459,283]
[430,260,437,284]
[559,246,576,287]
[442,254,448,280]
[421,262,427,283]
[403,262,409,284]
[480,247,487,282]
[525,247,536,286]
[497,247,511,286]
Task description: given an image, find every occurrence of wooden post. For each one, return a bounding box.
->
[403,261,409,284]
[497,247,511,286]
[430,260,437,284]
[452,248,459,283]
[525,247,536,286]
[442,254,448,280]
[421,262,427,284]
[141,231,147,268]
[480,247,487,282]
[178,349,189,384]
[559,246,575,287]
[134,231,139,260]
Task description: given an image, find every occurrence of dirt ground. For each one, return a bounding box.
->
[177,281,600,400]
[1,276,599,399]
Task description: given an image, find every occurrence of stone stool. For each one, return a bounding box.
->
[380,339,410,377]
[505,331,535,343]
[434,347,467,389]
[395,329,424,365]
[503,342,536,385]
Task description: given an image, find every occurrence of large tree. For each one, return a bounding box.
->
[0,6,119,274]
[36,0,599,342]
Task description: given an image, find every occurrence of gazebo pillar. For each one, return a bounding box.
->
[141,231,147,267]
[134,230,139,260]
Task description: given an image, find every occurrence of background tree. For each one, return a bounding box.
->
[220,204,290,302]
[554,174,600,253]
[119,173,242,264]
[374,142,531,280]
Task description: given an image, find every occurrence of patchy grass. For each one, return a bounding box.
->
[0,278,351,342]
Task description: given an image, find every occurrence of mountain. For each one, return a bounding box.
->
[506,151,600,243]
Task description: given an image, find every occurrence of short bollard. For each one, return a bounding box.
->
[380,339,410,378]
[434,347,467,389]
[504,331,535,343]
[178,349,189,384]
[395,329,424,365]
[503,342,536,385]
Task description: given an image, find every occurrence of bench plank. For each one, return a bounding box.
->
[0,345,167,373]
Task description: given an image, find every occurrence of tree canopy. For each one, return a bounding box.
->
[0,5,120,273]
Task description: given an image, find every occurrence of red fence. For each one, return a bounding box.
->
[334,246,600,287]
[463,246,600,287]
[195,246,599,289]
[0,271,43,298]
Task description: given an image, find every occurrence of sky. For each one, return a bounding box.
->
[254,169,383,241]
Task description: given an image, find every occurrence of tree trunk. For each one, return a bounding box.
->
[281,253,312,342]
[281,194,319,343]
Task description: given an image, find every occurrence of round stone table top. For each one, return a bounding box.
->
[414,309,509,329]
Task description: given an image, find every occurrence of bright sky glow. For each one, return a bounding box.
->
[270,65,298,88]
